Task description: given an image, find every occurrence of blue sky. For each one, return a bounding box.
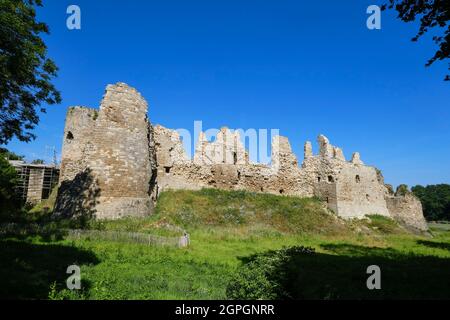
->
[4,0,449,188]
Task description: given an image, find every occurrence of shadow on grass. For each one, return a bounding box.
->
[0,240,99,299]
[0,225,69,243]
[231,243,450,299]
[417,240,450,252]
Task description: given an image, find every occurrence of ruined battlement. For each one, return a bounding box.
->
[193,127,249,166]
[55,83,428,231]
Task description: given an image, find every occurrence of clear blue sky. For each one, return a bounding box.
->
[4,0,450,188]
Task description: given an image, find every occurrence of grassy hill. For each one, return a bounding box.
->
[1,188,450,299]
[95,189,406,237]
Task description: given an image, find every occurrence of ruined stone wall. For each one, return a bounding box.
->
[160,127,427,231]
[153,126,312,197]
[301,135,390,218]
[194,127,249,165]
[152,125,424,230]
[56,82,427,231]
[334,164,390,218]
[58,107,97,183]
[55,83,155,219]
[385,188,428,232]
[153,125,202,192]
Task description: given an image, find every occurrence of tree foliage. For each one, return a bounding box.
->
[396,184,410,196]
[0,0,61,144]
[0,149,21,220]
[31,159,44,164]
[0,147,23,160]
[383,0,450,80]
[412,184,450,221]
[227,246,316,299]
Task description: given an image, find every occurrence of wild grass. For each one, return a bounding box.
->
[1,188,449,299]
[153,189,350,235]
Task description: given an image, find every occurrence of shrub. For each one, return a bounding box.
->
[396,184,410,196]
[226,246,315,299]
[365,214,402,234]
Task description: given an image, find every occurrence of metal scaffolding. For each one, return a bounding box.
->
[10,161,60,203]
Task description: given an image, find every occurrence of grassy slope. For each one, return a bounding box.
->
[1,189,450,299]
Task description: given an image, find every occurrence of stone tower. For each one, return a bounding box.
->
[54,83,156,219]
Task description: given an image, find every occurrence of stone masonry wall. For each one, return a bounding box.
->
[57,83,428,231]
[152,125,426,230]
[300,135,390,219]
[55,83,155,219]
[153,126,312,197]
[385,188,428,231]
[58,106,97,182]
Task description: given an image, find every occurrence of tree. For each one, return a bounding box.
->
[0,147,24,160]
[382,0,450,81]
[0,0,61,145]
[395,184,410,196]
[412,184,450,221]
[0,149,21,220]
[31,159,44,164]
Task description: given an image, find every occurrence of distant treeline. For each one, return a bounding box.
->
[412,184,450,222]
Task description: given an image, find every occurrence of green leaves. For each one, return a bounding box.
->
[384,0,449,81]
[226,246,316,299]
[412,184,450,221]
[0,0,61,144]
[0,150,21,220]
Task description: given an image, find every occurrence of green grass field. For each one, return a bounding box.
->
[1,189,450,300]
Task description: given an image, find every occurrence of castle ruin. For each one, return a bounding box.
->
[55,83,428,231]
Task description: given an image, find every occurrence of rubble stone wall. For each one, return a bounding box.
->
[56,83,428,231]
[386,190,428,231]
[55,83,155,219]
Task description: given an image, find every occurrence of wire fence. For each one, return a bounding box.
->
[0,223,190,248]
[67,229,190,248]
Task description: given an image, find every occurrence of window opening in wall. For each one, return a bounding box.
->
[164,167,171,174]
[66,131,74,140]
[356,175,361,183]
[328,175,334,183]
